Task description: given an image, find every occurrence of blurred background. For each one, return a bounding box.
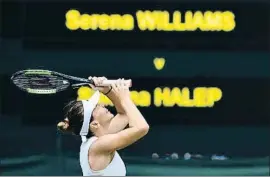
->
[0,0,269,176]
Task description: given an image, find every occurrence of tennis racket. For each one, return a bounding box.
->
[11,69,132,94]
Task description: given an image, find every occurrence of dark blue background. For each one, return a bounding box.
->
[0,0,269,175]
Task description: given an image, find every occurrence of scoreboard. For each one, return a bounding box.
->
[11,77,268,126]
[20,0,269,51]
[0,0,269,126]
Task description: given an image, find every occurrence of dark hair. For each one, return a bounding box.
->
[57,100,94,137]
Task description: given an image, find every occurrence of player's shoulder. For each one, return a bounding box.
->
[90,134,116,153]
[87,136,98,145]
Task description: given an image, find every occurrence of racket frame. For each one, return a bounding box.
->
[11,69,131,94]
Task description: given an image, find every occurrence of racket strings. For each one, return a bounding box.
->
[12,74,69,91]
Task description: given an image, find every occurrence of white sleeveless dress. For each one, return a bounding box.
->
[79,136,126,176]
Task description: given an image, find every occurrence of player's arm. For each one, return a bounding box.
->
[89,77,129,133]
[92,83,149,152]
[105,85,129,134]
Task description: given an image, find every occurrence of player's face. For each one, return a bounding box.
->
[92,104,114,124]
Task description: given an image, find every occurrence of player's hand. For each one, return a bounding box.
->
[111,78,130,100]
[88,76,111,94]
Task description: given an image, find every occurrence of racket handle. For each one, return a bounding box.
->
[101,79,132,87]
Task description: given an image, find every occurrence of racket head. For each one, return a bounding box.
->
[11,69,71,94]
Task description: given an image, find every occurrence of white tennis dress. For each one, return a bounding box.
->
[80,136,126,176]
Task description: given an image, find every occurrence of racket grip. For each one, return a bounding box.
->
[101,79,132,87]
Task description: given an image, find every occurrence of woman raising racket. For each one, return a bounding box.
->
[57,77,149,176]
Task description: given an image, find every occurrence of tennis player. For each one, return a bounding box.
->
[57,77,149,176]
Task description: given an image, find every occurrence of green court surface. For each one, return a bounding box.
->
[1,155,269,176]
